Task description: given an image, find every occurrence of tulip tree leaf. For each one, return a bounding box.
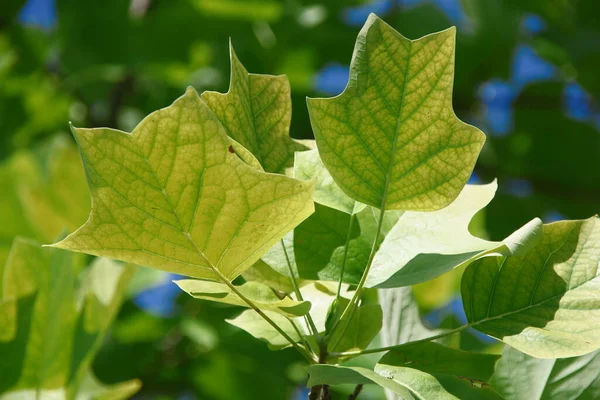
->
[307,14,485,211]
[242,259,298,294]
[226,309,302,350]
[367,182,543,288]
[0,238,139,398]
[379,287,438,347]
[462,217,600,358]
[380,343,500,384]
[327,302,383,354]
[51,88,314,282]
[290,180,541,287]
[491,346,600,400]
[202,43,307,173]
[294,149,365,215]
[306,364,457,400]
[175,279,311,317]
[294,203,401,284]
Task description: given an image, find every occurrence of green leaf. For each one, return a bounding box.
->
[294,203,400,283]
[0,136,89,267]
[202,43,307,173]
[462,216,600,358]
[327,302,383,354]
[306,364,457,399]
[380,343,500,383]
[175,279,311,317]
[0,238,137,398]
[51,88,314,281]
[367,182,543,288]
[491,346,600,400]
[307,14,485,211]
[226,309,302,350]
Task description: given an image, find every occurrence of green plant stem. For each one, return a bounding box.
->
[211,263,316,363]
[336,212,356,299]
[184,233,316,364]
[328,207,386,346]
[281,240,320,340]
[328,325,468,359]
[349,384,363,400]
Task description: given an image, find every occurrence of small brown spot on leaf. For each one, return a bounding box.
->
[228,145,235,153]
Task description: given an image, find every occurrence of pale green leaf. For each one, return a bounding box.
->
[379,287,438,347]
[491,346,600,400]
[307,14,485,211]
[242,259,298,294]
[226,309,302,350]
[175,279,311,317]
[367,182,543,288]
[294,282,348,333]
[462,217,600,358]
[306,364,457,400]
[261,230,298,278]
[202,44,307,173]
[0,238,137,398]
[294,149,365,215]
[51,88,314,281]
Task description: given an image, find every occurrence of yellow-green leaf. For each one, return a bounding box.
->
[52,88,314,282]
[175,280,311,317]
[202,44,307,173]
[307,14,484,211]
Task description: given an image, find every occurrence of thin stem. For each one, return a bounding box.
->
[328,325,468,358]
[210,264,315,363]
[348,384,363,400]
[289,317,314,356]
[328,207,386,348]
[183,233,316,363]
[281,240,320,339]
[336,212,356,299]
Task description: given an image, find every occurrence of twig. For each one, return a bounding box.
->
[348,384,363,400]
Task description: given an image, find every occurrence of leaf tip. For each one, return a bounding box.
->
[184,86,198,97]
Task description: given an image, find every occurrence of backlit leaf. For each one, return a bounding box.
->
[307,14,485,211]
[202,44,307,173]
[51,88,314,282]
[226,309,302,350]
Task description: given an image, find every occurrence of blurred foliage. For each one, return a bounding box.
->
[1,0,599,399]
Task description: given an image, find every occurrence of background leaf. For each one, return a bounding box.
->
[0,238,138,398]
